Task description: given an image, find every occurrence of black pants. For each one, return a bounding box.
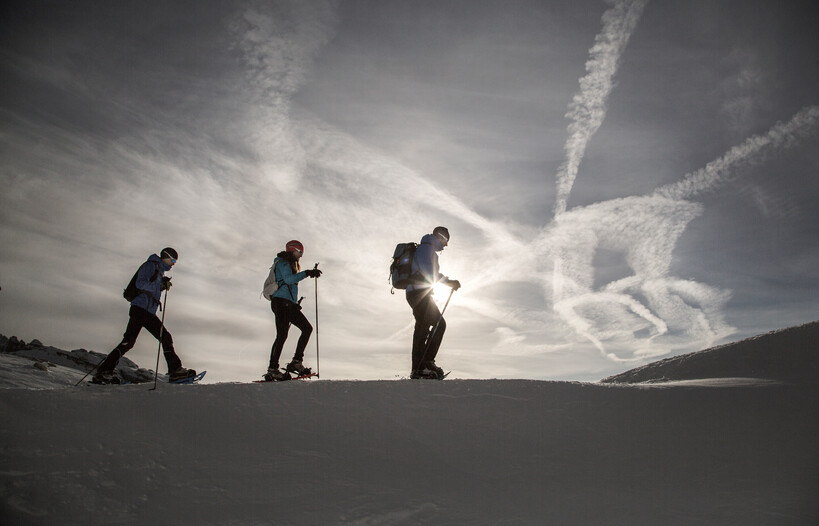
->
[407,289,446,372]
[99,305,181,373]
[269,297,313,370]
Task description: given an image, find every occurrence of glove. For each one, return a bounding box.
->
[305,268,323,278]
[447,279,461,291]
[161,276,173,290]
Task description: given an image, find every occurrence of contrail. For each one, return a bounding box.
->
[655,105,819,200]
[553,0,649,217]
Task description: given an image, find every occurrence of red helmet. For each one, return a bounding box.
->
[286,240,304,254]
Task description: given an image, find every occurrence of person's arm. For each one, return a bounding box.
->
[277,261,307,285]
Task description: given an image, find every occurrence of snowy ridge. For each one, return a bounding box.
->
[601,320,819,385]
[1,324,818,524]
[0,334,164,386]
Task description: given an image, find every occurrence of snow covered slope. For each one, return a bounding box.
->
[1,324,818,525]
[0,334,163,386]
[602,320,819,385]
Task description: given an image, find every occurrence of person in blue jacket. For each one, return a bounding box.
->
[94,248,195,384]
[264,240,322,381]
[406,226,460,379]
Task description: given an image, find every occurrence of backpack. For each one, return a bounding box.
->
[389,242,419,293]
[123,262,160,302]
[262,262,281,300]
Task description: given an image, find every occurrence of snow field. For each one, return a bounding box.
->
[1,377,817,525]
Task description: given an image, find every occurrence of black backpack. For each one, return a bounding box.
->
[123,262,160,302]
[389,242,419,293]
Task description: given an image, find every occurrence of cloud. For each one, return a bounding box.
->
[655,105,819,201]
[229,0,340,193]
[541,0,818,363]
[553,0,650,216]
[535,195,733,361]
[541,105,819,362]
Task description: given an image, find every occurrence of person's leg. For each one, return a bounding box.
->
[407,290,441,372]
[288,307,313,364]
[141,309,182,372]
[97,305,146,373]
[268,299,292,370]
[425,315,446,364]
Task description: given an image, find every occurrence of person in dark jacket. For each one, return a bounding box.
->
[93,248,194,384]
[263,240,322,381]
[406,226,460,379]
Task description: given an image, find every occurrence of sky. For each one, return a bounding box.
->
[1,0,817,382]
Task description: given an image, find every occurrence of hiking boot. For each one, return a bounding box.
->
[169,367,196,382]
[263,368,290,382]
[423,361,444,377]
[91,370,121,384]
[285,361,312,375]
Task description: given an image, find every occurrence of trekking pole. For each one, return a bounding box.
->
[75,356,105,386]
[313,262,320,378]
[418,287,455,371]
[149,288,169,391]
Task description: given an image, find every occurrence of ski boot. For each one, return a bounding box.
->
[285,361,312,376]
[169,367,197,382]
[263,368,290,382]
[91,370,121,384]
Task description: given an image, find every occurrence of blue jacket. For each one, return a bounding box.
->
[407,233,448,292]
[271,256,308,304]
[131,254,172,315]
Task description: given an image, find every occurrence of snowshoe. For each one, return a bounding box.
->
[168,367,197,382]
[424,361,444,377]
[90,371,121,385]
[411,368,442,380]
[170,371,207,384]
[262,368,291,382]
[285,361,312,376]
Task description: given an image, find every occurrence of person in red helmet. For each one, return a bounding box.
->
[262,240,322,381]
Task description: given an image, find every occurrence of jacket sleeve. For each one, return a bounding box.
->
[276,261,307,285]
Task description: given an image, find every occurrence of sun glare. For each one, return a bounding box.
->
[432,282,454,306]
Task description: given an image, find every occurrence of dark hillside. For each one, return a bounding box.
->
[602,321,819,384]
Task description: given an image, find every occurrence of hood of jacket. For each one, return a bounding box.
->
[149,253,173,272]
[420,233,444,251]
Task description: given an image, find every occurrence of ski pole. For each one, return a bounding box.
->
[149,288,169,391]
[418,287,455,372]
[313,262,320,378]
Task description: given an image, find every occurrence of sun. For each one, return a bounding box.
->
[432,282,454,305]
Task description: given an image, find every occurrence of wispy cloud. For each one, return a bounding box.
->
[543,105,819,362]
[655,105,819,201]
[542,0,818,364]
[538,195,733,362]
[553,0,649,217]
[229,0,339,193]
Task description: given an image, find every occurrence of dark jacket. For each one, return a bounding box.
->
[131,254,171,314]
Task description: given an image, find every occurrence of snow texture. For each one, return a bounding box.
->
[1,324,818,525]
